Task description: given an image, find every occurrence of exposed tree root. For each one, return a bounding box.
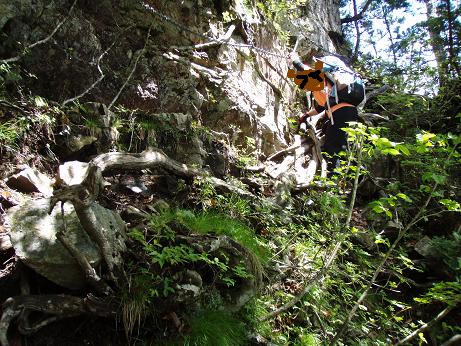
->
[91,149,200,176]
[0,294,116,346]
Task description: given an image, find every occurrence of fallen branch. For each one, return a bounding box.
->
[267,141,304,162]
[91,149,200,176]
[49,164,123,289]
[90,149,255,199]
[0,294,116,346]
[394,305,455,346]
[56,228,111,294]
[0,0,78,64]
[304,121,323,164]
[441,334,461,346]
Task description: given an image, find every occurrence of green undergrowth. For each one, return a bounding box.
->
[121,207,269,342]
[149,208,270,264]
[182,310,247,346]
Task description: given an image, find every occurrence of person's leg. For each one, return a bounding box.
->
[322,107,358,176]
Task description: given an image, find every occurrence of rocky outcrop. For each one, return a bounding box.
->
[0,0,343,159]
[5,197,126,289]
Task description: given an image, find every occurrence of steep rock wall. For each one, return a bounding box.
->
[0,0,343,161]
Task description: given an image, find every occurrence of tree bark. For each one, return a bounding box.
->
[445,0,460,77]
[352,0,361,63]
[424,0,449,86]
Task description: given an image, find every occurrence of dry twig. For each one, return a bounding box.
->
[0,0,78,64]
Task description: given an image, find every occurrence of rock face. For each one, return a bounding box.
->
[284,0,343,57]
[5,198,126,289]
[6,166,53,197]
[0,0,343,159]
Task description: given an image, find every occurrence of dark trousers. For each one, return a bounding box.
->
[321,106,359,174]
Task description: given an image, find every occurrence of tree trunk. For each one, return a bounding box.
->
[424,0,449,86]
[445,0,460,78]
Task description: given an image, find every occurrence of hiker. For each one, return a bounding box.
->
[289,52,363,175]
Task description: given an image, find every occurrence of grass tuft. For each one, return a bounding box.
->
[183,310,247,346]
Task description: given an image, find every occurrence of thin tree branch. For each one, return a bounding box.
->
[393,305,455,346]
[441,334,461,346]
[382,6,397,65]
[352,0,361,63]
[365,85,390,103]
[260,135,365,322]
[108,24,152,110]
[60,27,128,106]
[331,181,440,345]
[330,143,461,344]
[341,0,374,24]
[0,0,78,64]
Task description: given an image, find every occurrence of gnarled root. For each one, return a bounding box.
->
[0,294,117,346]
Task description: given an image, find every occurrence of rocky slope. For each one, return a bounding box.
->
[0,0,349,344]
[1,0,343,160]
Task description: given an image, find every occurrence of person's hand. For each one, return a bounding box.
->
[289,51,300,61]
[299,112,308,124]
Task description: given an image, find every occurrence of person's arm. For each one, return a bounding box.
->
[289,53,317,121]
[289,52,310,71]
[299,107,319,124]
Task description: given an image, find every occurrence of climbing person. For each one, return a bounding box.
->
[289,52,365,176]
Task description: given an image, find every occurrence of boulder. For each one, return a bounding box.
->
[6,166,53,196]
[415,236,438,259]
[5,197,126,289]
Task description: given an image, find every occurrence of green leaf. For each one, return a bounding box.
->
[396,193,412,202]
[418,332,427,345]
[358,304,368,311]
[34,96,48,108]
[128,229,146,244]
[422,172,446,184]
[439,199,461,211]
[432,174,447,184]
[417,132,436,143]
[396,144,411,155]
[381,148,400,156]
